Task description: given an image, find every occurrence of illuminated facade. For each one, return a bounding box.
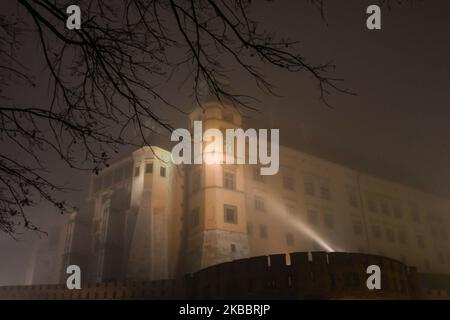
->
[63,102,450,283]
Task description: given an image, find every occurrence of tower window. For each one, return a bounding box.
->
[230,244,236,252]
[224,205,238,224]
[254,196,266,212]
[134,166,140,177]
[145,163,153,174]
[223,170,236,190]
[160,166,166,177]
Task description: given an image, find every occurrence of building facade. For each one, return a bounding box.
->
[62,102,450,283]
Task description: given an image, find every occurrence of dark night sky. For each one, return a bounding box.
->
[1,0,450,285]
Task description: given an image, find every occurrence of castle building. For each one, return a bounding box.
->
[63,102,450,283]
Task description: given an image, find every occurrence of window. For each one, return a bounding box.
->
[380,201,390,216]
[307,208,318,225]
[286,233,294,246]
[304,180,315,196]
[368,199,378,213]
[286,203,296,215]
[145,163,153,174]
[430,226,438,239]
[283,175,294,190]
[252,167,264,182]
[411,208,421,224]
[352,220,363,236]
[160,166,166,177]
[319,184,331,200]
[230,243,236,252]
[259,224,268,239]
[223,170,236,190]
[191,170,201,193]
[416,235,426,249]
[323,210,334,229]
[393,205,403,219]
[348,192,359,208]
[134,166,140,177]
[224,205,238,224]
[247,223,253,236]
[191,208,200,227]
[371,225,382,239]
[385,228,395,243]
[254,196,266,212]
[398,231,407,245]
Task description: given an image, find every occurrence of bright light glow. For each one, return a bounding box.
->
[264,193,337,252]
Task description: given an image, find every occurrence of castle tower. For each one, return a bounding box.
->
[184,102,250,273]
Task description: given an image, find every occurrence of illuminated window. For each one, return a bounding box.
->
[254,196,266,212]
[160,166,166,177]
[224,205,238,224]
[223,170,236,190]
[145,163,153,174]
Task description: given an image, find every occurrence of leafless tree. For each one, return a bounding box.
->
[2,0,411,235]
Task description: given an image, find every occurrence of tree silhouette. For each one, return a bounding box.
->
[0,0,369,235]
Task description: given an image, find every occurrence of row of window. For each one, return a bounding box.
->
[134,163,166,178]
